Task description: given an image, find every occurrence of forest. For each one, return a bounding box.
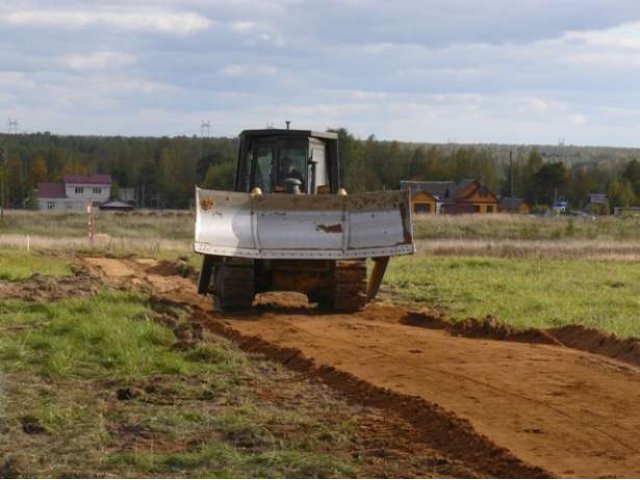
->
[1,129,640,212]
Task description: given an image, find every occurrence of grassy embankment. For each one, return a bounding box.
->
[0,253,365,478]
[384,215,640,338]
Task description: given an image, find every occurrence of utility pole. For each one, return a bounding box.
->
[0,144,7,222]
[509,148,514,197]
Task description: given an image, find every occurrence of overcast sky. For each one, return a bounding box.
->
[2,0,640,146]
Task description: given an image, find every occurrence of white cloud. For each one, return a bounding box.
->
[231,21,257,32]
[564,23,640,50]
[519,98,549,114]
[0,7,212,34]
[0,71,32,87]
[221,64,278,77]
[0,92,14,104]
[570,114,587,126]
[62,51,137,71]
[349,89,387,100]
[565,52,640,67]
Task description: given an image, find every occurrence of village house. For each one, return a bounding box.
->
[401,179,499,215]
[499,196,530,214]
[586,193,609,215]
[37,174,111,211]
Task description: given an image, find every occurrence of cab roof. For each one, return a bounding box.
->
[240,129,338,141]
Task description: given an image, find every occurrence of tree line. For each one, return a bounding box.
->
[1,129,640,212]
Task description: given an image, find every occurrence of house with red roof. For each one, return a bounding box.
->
[37,174,112,211]
[401,179,499,215]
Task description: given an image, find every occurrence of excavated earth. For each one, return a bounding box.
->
[82,256,640,479]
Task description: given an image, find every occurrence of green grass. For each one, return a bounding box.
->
[0,267,370,478]
[0,250,73,280]
[0,291,245,380]
[0,210,194,258]
[412,213,640,241]
[106,444,355,478]
[385,254,640,338]
[0,210,193,240]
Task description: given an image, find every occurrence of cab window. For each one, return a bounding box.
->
[253,146,273,193]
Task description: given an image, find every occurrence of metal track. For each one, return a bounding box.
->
[333,259,367,311]
[213,260,255,311]
[313,259,367,311]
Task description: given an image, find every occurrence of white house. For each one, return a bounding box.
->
[37,174,111,211]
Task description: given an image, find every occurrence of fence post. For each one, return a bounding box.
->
[87,202,95,248]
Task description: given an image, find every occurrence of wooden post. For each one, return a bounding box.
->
[87,202,95,248]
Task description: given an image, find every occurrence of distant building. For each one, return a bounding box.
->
[401,180,452,215]
[37,174,111,211]
[118,187,137,205]
[499,197,530,214]
[401,179,499,215]
[99,200,134,211]
[586,193,609,215]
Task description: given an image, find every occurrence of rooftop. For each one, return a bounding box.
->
[37,182,66,199]
[63,174,112,185]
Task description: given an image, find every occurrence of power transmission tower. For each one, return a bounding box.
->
[7,118,18,134]
[199,121,211,170]
[200,120,211,137]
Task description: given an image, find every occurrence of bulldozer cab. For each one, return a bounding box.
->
[235,129,340,194]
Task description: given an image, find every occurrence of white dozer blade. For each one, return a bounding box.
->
[194,187,415,260]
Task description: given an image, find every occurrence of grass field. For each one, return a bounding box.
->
[4,210,640,245]
[0,210,193,240]
[3,211,640,476]
[0,259,373,478]
[385,254,640,338]
[413,213,640,241]
[0,250,73,281]
[0,210,192,257]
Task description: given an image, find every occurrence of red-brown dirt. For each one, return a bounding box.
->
[82,257,640,478]
[0,265,97,302]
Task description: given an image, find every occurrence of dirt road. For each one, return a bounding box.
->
[84,257,640,478]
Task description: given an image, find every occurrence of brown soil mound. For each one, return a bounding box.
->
[550,325,640,368]
[400,309,640,369]
[198,310,550,479]
[401,311,562,346]
[145,258,197,279]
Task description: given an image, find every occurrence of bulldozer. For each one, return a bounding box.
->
[194,127,415,311]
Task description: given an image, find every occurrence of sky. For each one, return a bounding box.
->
[2,0,640,146]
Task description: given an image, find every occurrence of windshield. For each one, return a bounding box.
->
[278,146,307,185]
